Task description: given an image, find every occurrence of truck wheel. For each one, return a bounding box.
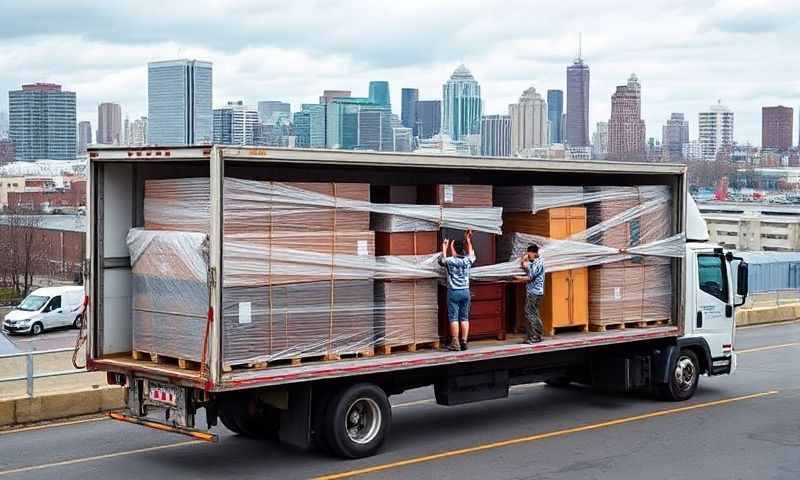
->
[657,349,700,401]
[325,383,391,459]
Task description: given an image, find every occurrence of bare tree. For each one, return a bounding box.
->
[0,204,47,296]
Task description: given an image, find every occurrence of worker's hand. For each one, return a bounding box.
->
[442,239,449,249]
[465,228,473,240]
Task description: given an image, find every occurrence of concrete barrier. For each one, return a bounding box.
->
[736,303,800,327]
[0,386,124,427]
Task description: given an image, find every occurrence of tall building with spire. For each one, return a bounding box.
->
[442,65,482,141]
[509,86,549,155]
[607,74,646,162]
[565,37,590,147]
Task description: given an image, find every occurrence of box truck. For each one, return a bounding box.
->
[83,145,748,458]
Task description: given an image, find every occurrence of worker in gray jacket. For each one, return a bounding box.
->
[515,244,545,344]
[439,229,476,351]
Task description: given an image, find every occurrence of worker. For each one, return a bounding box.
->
[439,229,476,351]
[515,244,545,344]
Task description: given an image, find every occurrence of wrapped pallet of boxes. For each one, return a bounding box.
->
[371,185,440,354]
[585,186,673,331]
[426,184,506,341]
[128,229,209,366]
[495,186,589,336]
[136,177,376,370]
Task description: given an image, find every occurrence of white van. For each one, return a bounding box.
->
[2,286,85,335]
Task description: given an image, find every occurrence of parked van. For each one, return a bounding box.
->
[2,286,85,335]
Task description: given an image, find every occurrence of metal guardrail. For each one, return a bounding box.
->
[0,347,86,398]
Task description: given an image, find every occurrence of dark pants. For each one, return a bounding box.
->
[525,293,543,340]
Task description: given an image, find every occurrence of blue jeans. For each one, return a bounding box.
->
[447,288,471,322]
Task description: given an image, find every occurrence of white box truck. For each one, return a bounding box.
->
[84,145,748,458]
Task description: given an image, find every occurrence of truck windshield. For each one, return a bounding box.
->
[18,295,49,312]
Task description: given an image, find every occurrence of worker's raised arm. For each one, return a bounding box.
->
[465,229,476,263]
[438,239,449,266]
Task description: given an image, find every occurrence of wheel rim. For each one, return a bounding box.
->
[33,324,41,335]
[344,397,381,445]
[674,356,696,392]
[75,317,82,328]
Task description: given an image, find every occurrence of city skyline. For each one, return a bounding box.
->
[2,2,796,146]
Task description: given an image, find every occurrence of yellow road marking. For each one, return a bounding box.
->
[0,415,109,436]
[738,342,800,354]
[312,390,779,480]
[0,440,201,477]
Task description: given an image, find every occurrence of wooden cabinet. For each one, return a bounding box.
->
[438,283,507,341]
[508,207,589,336]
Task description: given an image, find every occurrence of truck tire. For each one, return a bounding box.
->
[657,349,700,401]
[324,383,391,459]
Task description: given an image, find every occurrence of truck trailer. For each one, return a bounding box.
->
[84,145,749,458]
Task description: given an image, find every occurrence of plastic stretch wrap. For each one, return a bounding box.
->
[130,179,683,368]
[371,213,439,233]
[494,185,667,213]
[128,229,209,362]
[144,178,503,234]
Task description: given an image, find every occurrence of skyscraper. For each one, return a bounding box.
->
[480,114,512,157]
[607,74,646,162]
[662,113,689,162]
[293,104,326,148]
[762,106,793,151]
[257,101,291,125]
[393,127,413,152]
[126,116,148,146]
[546,90,564,144]
[416,100,441,139]
[78,121,92,154]
[147,59,212,145]
[97,102,122,145]
[591,121,608,160]
[566,53,590,147]
[319,90,351,104]
[699,101,734,161]
[357,106,392,151]
[401,88,419,134]
[9,82,77,161]
[368,81,391,109]
[213,101,259,146]
[509,86,549,155]
[442,65,482,141]
[326,97,381,149]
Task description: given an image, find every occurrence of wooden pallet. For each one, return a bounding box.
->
[132,350,201,371]
[545,324,589,336]
[589,319,668,332]
[222,348,375,372]
[376,340,440,356]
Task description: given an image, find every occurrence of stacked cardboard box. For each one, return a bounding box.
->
[585,186,673,328]
[134,178,376,367]
[372,186,440,351]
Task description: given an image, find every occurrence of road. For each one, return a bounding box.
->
[0,321,798,480]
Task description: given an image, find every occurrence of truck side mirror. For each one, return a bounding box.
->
[736,262,748,298]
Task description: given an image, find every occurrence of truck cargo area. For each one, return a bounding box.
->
[87,145,686,392]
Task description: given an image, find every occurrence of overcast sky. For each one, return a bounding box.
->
[1,0,799,145]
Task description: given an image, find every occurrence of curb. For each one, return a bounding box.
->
[0,386,125,427]
[736,304,800,327]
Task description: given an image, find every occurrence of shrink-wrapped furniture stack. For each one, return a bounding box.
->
[495,187,589,336]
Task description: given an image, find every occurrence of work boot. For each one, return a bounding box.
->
[460,340,468,351]
[447,339,461,351]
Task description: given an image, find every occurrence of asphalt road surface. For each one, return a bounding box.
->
[1,321,798,480]
[1,327,79,353]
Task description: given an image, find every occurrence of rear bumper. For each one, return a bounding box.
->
[109,412,217,442]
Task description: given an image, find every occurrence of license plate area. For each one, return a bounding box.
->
[146,381,179,407]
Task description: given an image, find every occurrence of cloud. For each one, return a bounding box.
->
[1,0,798,145]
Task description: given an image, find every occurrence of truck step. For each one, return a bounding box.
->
[376,340,440,356]
[132,350,201,371]
[221,348,375,372]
